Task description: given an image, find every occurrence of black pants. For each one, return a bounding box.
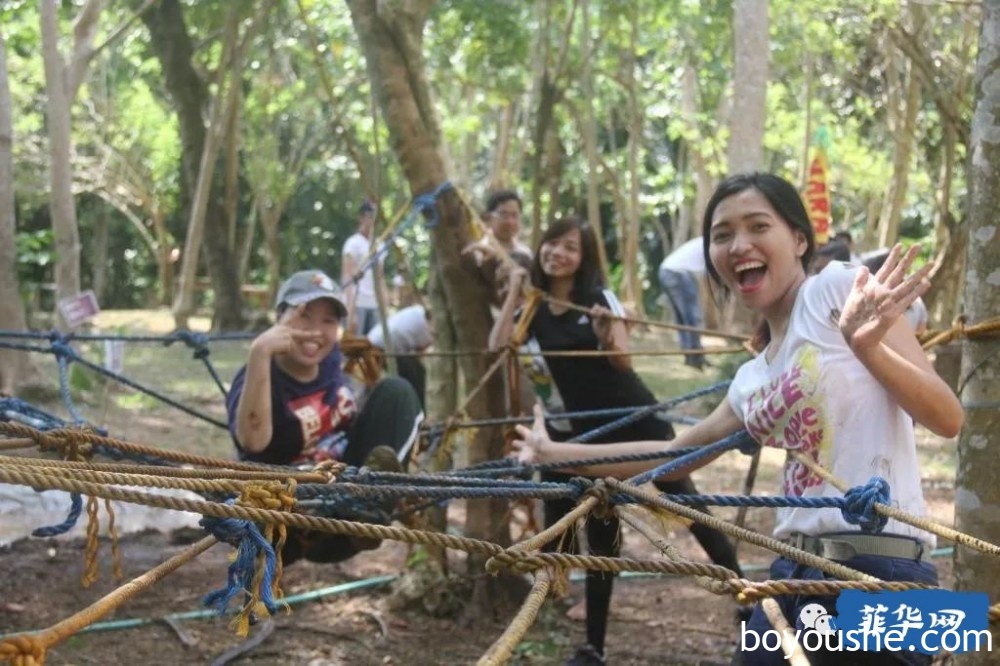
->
[284,376,423,564]
[541,471,742,654]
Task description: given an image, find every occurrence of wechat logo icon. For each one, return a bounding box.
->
[800,603,837,635]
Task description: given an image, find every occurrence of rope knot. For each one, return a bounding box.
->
[566,476,594,499]
[841,476,891,533]
[201,491,289,637]
[0,634,47,665]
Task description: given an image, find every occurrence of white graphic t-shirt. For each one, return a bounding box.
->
[727,262,934,546]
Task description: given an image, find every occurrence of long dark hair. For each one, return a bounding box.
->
[530,216,603,304]
[701,173,817,350]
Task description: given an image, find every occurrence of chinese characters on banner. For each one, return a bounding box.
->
[804,148,831,245]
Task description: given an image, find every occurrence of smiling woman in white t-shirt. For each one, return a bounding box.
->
[512,173,963,666]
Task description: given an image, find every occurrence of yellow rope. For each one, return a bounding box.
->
[790,451,1000,558]
[920,315,1000,351]
[0,454,338,483]
[761,598,811,666]
[0,537,217,665]
[477,570,553,666]
[0,422,286,472]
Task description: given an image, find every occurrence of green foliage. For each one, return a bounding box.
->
[2,0,979,313]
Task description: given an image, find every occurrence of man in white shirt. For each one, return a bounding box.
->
[341,201,384,335]
[368,305,433,408]
[658,236,707,370]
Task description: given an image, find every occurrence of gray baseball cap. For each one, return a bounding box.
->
[275,270,348,318]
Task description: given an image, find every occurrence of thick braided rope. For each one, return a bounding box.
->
[477,571,553,666]
[790,451,1000,558]
[0,422,289,472]
[605,478,880,583]
[761,597,810,666]
[732,578,934,602]
[616,504,735,595]
[486,496,600,574]
[920,315,1000,350]
[0,454,338,483]
[1,465,247,496]
[0,537,217,666]
[0,466,508,558]
[0,438,35,452]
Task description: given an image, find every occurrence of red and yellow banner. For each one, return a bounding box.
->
[804,148,831,244]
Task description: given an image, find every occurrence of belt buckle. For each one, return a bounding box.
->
[788,533,808,551]
[818,538,858,561]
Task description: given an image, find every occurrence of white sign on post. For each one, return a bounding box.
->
[103,340,125,375]
[57,290,100,329]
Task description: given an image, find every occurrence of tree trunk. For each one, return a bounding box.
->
[727,0,769,174]
[953,4,1000,658]
[346,0,523,617]
[623,2,644,314]
[922,121,964,326]
[487,102,514,191]
[90,207,110,304]
[140,0,244,331]
[579,39,610,281]
[0,33,41,394]
[40,0,86,317]
[878,8,926,248]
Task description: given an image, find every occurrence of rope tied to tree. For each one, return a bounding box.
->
[841,476,892,533]
[920,315,1000,350]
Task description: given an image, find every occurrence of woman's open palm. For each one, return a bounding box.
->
[838,244,932,352]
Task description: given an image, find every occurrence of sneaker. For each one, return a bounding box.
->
[364,445,403,473]
[565,644,605,666]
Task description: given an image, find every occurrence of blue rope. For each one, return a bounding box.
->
[31,492,84,537]
[0,397,67,430]
[0,329,254,343]
[343,182,453,291]
[841,476,891,533]
[163,331,228,398]
[628,430,759,486]
[200,509,282,617]
[576,381,731,444]
[51,336,87,424]
[411,180,454,229]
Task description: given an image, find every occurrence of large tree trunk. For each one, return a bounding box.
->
[877,8,926,248]
[725,0,769,333]
[727,0,769,174]
[140,0,244,331]
[578,0,610,282]
[0,33,41,394]
[40,0,98,317]
[953,3,1000,659]
[346,0,522,618]
[622,2,644,314]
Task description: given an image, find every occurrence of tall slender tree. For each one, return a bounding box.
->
[954,1,1000,658]
[345,0,522,617]
[0,33,40,394]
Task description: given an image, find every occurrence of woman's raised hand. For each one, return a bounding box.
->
[511,403,552,465]
[838,244,933,352]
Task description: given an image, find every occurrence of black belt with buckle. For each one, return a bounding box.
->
[783,532,930,562]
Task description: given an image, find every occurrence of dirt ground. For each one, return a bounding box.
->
[0,312,962,665]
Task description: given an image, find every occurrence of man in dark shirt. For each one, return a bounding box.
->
[227,269,423,563]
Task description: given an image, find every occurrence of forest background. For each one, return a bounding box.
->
[1,1,999,660]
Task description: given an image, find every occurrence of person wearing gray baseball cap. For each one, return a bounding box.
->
[226,268,423,564]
